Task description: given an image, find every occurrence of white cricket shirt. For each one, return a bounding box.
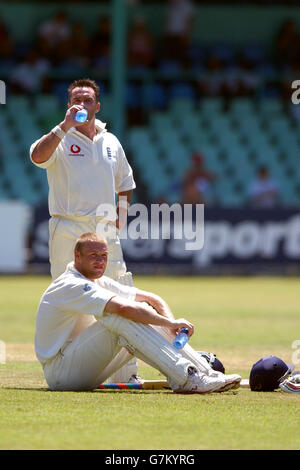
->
[34,262,137,365]
[30,119,136,218]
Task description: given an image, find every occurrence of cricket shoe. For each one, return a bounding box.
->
[128,374,143,384]
[213,374,242,392]
[174,367,226,394]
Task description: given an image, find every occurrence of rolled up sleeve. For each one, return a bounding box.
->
[30,137,58,169]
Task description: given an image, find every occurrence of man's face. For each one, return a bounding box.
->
[69,87,100,121]
[75,240,108,280]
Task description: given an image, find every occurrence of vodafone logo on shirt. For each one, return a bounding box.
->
[69,144,84,157]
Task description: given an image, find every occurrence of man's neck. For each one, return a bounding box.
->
[76,118,98,141]
[74,263,99,282]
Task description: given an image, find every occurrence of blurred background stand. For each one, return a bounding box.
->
[0,0,300,274]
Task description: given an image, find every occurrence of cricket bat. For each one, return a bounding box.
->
[98,380,171,390]
[240,378,250,388]
[99,378,250,390]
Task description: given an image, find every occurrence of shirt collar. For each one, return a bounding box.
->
[69,119,107,137]
[95,119,107,133]
[66,261,88,280]
[66,261,109,287]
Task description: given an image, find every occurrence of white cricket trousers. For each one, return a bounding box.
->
[49,216,127,281]
[48,215,138,383]
[42,315,194,392]
[43,321,125,391]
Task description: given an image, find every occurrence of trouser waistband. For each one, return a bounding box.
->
[50,215,120,241]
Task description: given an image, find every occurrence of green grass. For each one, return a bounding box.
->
[1,275,300,450]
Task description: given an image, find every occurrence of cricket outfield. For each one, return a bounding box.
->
[0,275,300,450]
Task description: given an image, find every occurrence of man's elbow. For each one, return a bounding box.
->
[31,148,46,164]
[104,297,135,318]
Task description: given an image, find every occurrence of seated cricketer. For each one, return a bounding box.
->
[34,233,241,393]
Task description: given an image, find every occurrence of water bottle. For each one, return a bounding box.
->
[173,328,189,349]
[75,108,88,123]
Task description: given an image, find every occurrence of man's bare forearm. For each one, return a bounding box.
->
[31,123,66,163]
[104,295,194,337]
[133,290,175,320]
[105,296,173,327]
[31,104,85,164]
[116,190,133,229]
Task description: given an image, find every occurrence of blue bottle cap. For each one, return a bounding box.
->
[180,328,189,335]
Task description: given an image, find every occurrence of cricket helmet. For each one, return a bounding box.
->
[249,355,294,391]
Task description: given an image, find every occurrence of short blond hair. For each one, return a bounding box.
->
[68,78,100,102]
[74,233,107,254]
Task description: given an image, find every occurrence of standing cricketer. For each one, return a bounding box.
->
[34,232,241,393]
[30,78,138,383]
